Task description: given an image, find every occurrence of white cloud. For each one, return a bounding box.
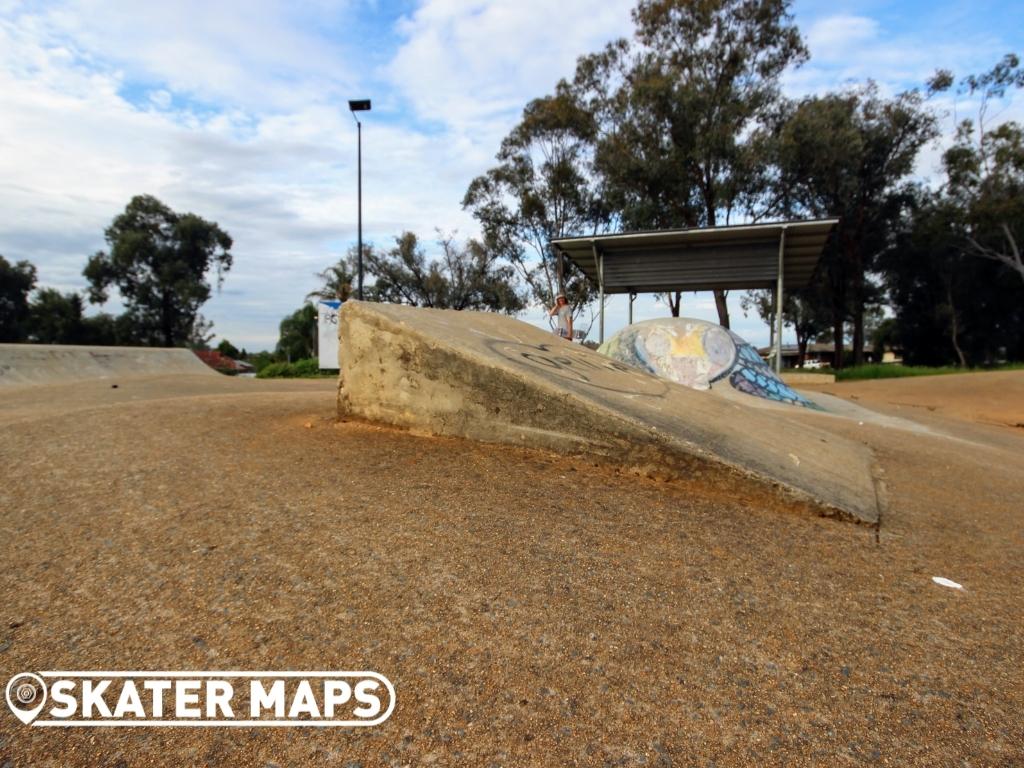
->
[25,0,358,111]
[0,0,642,349]
[2,0,1022,351]
[387,0,634,145]
[805,14,879,63]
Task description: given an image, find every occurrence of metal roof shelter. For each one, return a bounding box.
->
[550,218,838,372]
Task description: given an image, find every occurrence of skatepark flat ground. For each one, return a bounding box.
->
[1,371,1022,766]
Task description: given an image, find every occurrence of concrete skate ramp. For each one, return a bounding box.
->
[337,302,882,524]
[0,344,215,388]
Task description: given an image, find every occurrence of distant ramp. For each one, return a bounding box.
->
[337,302,883,524]
[0,344,216,387]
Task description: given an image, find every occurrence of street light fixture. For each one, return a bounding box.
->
[348,99,371,300]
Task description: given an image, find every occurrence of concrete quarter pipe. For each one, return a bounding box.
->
[0,344,215,388]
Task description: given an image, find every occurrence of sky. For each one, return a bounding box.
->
[2,0,1022,351]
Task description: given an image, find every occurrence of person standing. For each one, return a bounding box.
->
[549,294,573,341]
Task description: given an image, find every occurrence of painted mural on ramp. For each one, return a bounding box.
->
[597,317,820,409]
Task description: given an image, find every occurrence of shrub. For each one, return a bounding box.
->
[256,358,338,378]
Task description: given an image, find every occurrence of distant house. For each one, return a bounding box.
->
[193,350,253,374]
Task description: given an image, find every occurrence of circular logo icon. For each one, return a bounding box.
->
[6,672,47,725]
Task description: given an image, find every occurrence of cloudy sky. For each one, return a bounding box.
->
[2,0,1022,350]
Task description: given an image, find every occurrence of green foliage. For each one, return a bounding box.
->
[79,312,135,346]
[364,231,525,313]
[216,339,241,359]
[880,192,1023,366]
[27,288,87,343]
[569,0,808,326]
[275,303,317,362]
[878,56,1024,367]
[772,84,938,366]
[835,363,1023,382]
[248,351,276,373]
[463,83,602,313]
[256,362,292,378]
[741,285,832,365]
[308,252,357,302]
[585,0,807,230]
[256,358,333,378]
[0,255,37,342]
[84,194,233,347]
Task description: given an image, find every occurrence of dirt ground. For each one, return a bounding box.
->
[1,371,1022,766]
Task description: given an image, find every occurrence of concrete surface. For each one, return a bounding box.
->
[2,370,1022,766]
[337,302,882,524]
[0,344,215,388]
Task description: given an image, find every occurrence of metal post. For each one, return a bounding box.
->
[628,291,635,325]
[356,119,363,301]
[595,245,605,344]
[774,226,786,374]
[556,246,565,296]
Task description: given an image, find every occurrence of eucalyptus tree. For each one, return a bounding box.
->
[364,231,525,313]
[463,83,604,316]
[84,195,233,347]
[570,0,808,324]
[772,85,937,366]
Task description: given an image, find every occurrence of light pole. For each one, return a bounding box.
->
[348,99,371,300]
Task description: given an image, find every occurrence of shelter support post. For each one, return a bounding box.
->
[774,227,786,374]
[628,291,635,325]
[555,246,565,297]
[595,245,605,344]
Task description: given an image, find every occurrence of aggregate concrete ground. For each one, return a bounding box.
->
[1,370,1022,766]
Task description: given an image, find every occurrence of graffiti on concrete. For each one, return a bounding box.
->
[598,318,821,409]
[486,340,670,397]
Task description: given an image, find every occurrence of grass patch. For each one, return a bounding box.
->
[256,358,337,378]
[832,363,1024,382]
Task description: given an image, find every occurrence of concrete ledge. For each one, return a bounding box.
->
[337,302,882,524]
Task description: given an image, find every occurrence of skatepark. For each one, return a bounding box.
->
[2,306,1022,765]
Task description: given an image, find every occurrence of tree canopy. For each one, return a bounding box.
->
[770,84,938,366]
[84,195,233,347]
[463,86,601,313]
[275,303,317,362]
[0,255,38,342]
[877,56,1024,366]
[364,231,525,313]
[470,0,809,324]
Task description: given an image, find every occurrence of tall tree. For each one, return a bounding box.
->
[463,85,603,315]
[572,0,808,326]
[937,55,1024,286]
[878,56,1024,367]
[275,303,317,362]
[365,231,525,313]
[84,195,233,347]
[880,190,1024,366]
[773,85,937,366]
[0,255,37,342]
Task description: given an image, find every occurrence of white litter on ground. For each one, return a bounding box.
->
[932,576,964,590]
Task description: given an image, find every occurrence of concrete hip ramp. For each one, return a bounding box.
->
[0,344,216,387]
[337,302,882,524]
